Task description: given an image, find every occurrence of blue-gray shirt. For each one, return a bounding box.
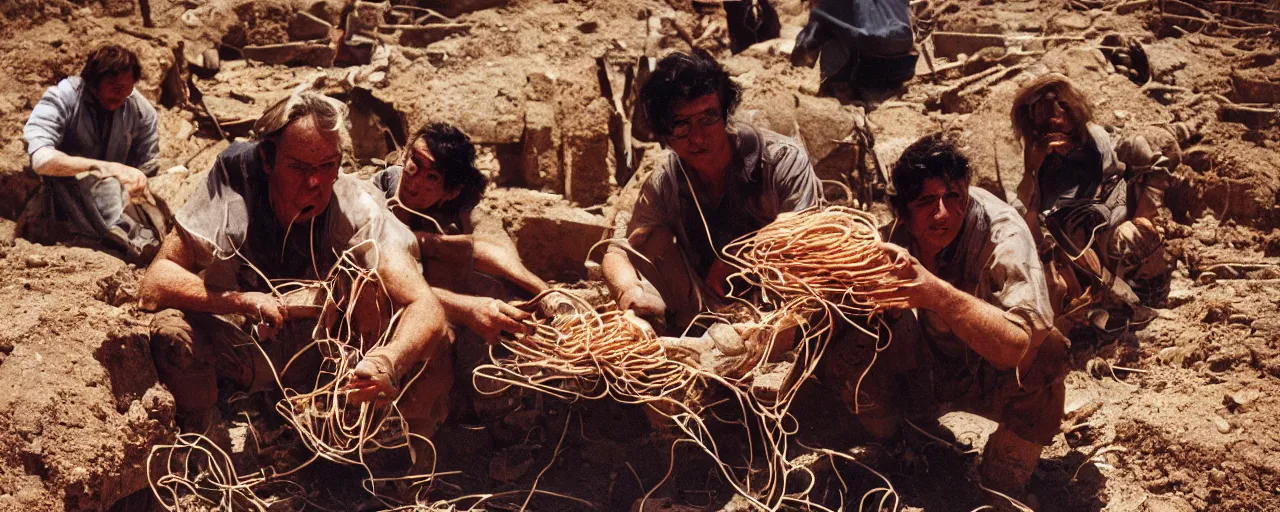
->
[23,76,159,175]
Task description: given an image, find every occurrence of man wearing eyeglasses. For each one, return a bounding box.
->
[139,91,454,438]
[602,49,821,336]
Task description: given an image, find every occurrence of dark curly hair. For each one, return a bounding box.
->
[639,49,742,139]
[412,122,486,213]
[888,132,971,218]
[81,44,142,90]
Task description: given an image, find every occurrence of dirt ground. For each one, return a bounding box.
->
[1,0,1279,510]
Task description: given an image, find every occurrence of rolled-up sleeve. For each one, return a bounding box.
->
[984,213,1056,349]
[23,85,71,162]
[175,159,235,270]
[608,168,674,258]
[769,143,820,212]
[129,97,160,176]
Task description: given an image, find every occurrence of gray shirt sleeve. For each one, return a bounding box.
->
[23,84,73,161]
[128,97,160,176]
[607,165,675,258]
[174,158,238,271]
[767,141,820,212]
[627,165,675,236]
[983,209,1055,348]
[328,176,422,271]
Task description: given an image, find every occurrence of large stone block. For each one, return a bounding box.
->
[932,32,1006,60]
[288,11,333,41]
[795,95,861,181]
[1231,71,1280,104]
[521,102,561,191]
[506,198,610,282]
[241,41,336,67]
[562,97,614,206]
[417,0,510,18]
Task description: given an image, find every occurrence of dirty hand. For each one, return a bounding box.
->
[869,242,948,311]
[463,296,530,344]
[151,309,195,361]
[1044,132,1074,156]
[617,282,665,321]
[344,352,397,404]
[537,293,576,317]
[659,323,754,377]
[104,162,148,197]
[236,292,286,341]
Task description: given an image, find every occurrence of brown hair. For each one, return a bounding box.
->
[1011,73,1093,145]
[80,44,142,89]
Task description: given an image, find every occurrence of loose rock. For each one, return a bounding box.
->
[1213,416,1232,434]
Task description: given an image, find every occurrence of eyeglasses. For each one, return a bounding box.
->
[669,108,724,139]
[285,159,339,178]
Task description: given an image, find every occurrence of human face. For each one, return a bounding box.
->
[265,115,341,225]
[666,93,733,178]
[398,138,459,212]
[905,178,969,255]
[1030,91,1076,137]
[93,73,136,112]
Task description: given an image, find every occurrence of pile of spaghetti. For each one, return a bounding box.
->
[474,296,695,404]
[147,242,443,511]
[721,205,913,320]
[475,205,917,509]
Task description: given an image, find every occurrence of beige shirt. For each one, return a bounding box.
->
[886,187,1055,387]
[176,141,419,292]
[617,124,820,278]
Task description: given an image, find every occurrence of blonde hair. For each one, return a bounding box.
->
[252,91,351,157]
[1011,73,1094,145]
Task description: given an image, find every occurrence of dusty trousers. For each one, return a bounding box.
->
[149,308,453,437]
[818,311,1068,447]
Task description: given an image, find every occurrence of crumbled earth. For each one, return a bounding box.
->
[1,0,1279,510]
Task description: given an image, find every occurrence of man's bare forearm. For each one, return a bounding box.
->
[602,250,642,298]
[382,296,449,371]
[139,259,248,314]
[431,286,480,323]
[927,282,1032,370]
[473,239,548,294]
[34,152,109,177]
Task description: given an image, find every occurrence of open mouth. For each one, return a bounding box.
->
[300,205,316,215]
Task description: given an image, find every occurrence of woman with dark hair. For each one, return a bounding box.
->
[373,123,548,300]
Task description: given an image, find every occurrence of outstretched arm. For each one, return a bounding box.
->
[417,229,549,296]
[473,236,548,295]
[873,243,1034,371]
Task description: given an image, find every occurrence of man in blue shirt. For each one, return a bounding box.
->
[21,44,162,261]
